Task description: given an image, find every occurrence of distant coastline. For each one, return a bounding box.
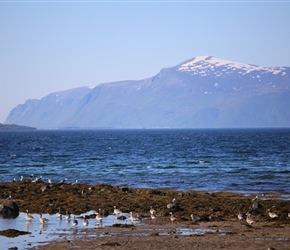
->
[0,123,36,130]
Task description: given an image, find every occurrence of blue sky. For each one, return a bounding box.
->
[1,1,290,123]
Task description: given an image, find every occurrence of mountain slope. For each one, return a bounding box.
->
[5,56,290,129]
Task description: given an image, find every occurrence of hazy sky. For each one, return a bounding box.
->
[1,1,290,123]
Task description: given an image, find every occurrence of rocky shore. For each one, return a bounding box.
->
[1,181,290,249]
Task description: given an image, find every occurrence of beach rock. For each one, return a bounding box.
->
[0,200,19,219]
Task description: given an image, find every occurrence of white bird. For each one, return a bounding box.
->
[25,210,34,221]
[60,178,67,184]
[65,211,71,220]
[130,212,140,223]
[252,195,258,201]
[267,209,278,218]
[57,207,62,220]
[95,212,103,221]
[72,215,78,226]
[237,211,244,221]
[246,212,255,225]
[82,216,89,226]
[113,206,121,215]
[149,206,157,219]
[39,213,49,224]
[169,212,176,224]
[190,213,201,223]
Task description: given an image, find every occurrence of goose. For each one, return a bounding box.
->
[25,210,34,221]
[39,213,49,224]
[72,215,78,226]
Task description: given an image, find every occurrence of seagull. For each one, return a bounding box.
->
[149,206,157,219]
[237,211,244,221]
[20,176,24,182]
[169,212,176,224]
[25,210,34,221]
[57,207,62,220]
[246,212,255,225]
[39,213,49,224]
[267,209,278,219]
[72,215,78,226]
[130,212,140,223]
[252,195,258,201]
[190,213,201,223]
[95,212,103,222]
[82,216,89,226]
[60,178,67,184]
[113,206,121,215]
[71,180,78,185]
[65,211,71,220]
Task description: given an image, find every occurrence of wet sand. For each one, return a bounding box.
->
[1,181,290,249]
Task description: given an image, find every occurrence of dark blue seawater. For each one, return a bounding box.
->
[0,128,289,194]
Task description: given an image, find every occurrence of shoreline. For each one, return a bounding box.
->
[1,181,290,249]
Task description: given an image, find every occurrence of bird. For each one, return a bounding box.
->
[57,207,62,220]
[39,213,49,224]
[190,213,201,223]
[60,178,67,184]
[169,212,176,224]
[95,212,103,222]
[25,210,34,221]
[150,212,157,220]
[113,206,121,215]
[246,212,255,225]
[267,209,278,219]
[130,212,140,223]
[71,180,78,185]
[149,206,157,219]
[72,215,78,226]
[150,206,156,215]
[65,211,71,220]
[237,211,244,221]
[252,195,258,201]
[82,216,89,226]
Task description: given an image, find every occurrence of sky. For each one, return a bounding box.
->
[1,1,290,123]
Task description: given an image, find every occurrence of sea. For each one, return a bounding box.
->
[0,128,289,194]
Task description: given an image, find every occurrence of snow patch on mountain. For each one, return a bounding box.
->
[177,56,286,76]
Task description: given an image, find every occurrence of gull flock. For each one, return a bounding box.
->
[7,175,290,229]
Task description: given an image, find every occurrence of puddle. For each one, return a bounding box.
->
[0,211,133,250]
[159,227,220,236]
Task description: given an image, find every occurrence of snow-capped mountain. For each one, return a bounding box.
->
[5,56,290,129]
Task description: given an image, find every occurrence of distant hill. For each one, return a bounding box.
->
[0,123,36,130]
[4,56,290,129]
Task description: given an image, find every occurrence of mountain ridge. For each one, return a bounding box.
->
[5,56,290,129]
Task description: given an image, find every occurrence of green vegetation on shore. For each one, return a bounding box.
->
[0,123,36,130]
